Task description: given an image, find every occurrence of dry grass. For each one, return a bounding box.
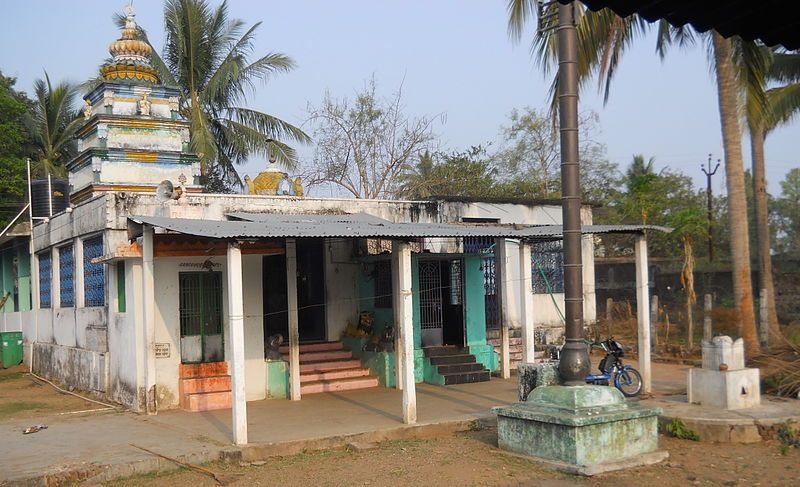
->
[753,340,800,398]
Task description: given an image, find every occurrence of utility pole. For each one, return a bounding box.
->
[701,154,720,261]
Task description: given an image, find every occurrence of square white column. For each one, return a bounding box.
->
[394,241,416,424]
[519,241,536,363]
[391,242,403,390]
[495,238,511,379]
[635,234,652,394]
[286,238,301,401]
[226,242,248,445]
[141,225,156,414]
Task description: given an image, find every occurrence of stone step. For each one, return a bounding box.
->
[423,346,468,357]
[429,354,477,365]
[179,361,228,379]
[300,367,371,383]
[487,338,523,347]
[299,350,353,363]
[279,342,344,354]
[299,359,363,373]
[181,391,231,411]
[179,375,231,395]
[442,370,491,385]
[437,363,486,375]
[301,376,380,394]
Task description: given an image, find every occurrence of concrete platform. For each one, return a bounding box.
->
[642,394,800,443]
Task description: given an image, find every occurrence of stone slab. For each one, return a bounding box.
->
[687,367,761,410]
[499,447,669,476]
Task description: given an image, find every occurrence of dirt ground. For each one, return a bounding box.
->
[102,427,800,487]
[0,365,107,422]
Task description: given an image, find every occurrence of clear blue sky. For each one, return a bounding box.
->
[1,0,796,196]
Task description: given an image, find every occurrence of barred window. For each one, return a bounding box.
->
[59,245,75,307]
[531,241,564,294]
[373,260,392,308]
[83,236,105,306]
[39,252,52,308]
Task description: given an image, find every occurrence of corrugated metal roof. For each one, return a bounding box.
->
[227,212,392,225]
[128,214,669,240]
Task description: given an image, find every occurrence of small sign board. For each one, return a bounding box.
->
[154,343,171,358]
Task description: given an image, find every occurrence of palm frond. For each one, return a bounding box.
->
[231,107,311,145]
[765,82,800,131]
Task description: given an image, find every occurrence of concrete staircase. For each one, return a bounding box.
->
[424,346,491,385]
[487,329,545,370]
[179,362,232,412]
[279,342,379,394]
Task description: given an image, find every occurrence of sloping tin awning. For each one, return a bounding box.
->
[570,0,800,49]
[127,214,669,240]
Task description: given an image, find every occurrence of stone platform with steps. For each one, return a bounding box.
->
[424,346,491,385]
[179,362,232,412]
[279,341,379,394]
[487,329,545,370]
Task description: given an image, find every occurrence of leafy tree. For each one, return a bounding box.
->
[668,207,708,348]
[0,72,32,229]
[506,1,762,355]
[774,168,800,255]
[397,147,497,199]
[116,0,310,191]
[25,72,81,177]
[747,48,800,338]
[494,107,620,202]
[305,78,437,199]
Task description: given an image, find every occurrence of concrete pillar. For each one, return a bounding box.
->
[391,242,403,390]
[286,238,301,401]
[634,235,652,395]
[703,294,713,342]
[495,238,511,379]
[141,225,157,414]
[226,242,248,445]
[518,241,535,363]
[394,241,416,424]
[74,237,85,308]
[649,294,658,352]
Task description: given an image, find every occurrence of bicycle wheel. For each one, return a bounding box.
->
[614,368,643,397]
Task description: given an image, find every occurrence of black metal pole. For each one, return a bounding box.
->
[556,1,589,386]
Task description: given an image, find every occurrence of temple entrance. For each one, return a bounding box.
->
[263,239,326,343]
[179,271,224,363]
[419,258,465,347]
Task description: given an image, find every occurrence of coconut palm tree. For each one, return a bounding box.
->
[25,72,82,177]
[747,49,800,345]
[506,1,762,355]
[116,0,310,189]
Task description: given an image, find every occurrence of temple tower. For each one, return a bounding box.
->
[67,5,200,203]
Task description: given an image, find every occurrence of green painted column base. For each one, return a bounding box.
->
[468,344,499,372]
[493,385,667,475]
[266,360,289,399]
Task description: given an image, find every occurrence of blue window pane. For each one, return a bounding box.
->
[531,241,564,294]
[39,252,51,308]
[83,236,105,307]
[59,245,74,307]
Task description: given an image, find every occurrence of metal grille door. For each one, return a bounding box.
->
[419,261,443,347]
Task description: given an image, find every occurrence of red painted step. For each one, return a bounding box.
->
[179,361,229,378]
[299,350,353,362]
[300,376,379,394]
[181,391,232,411]
[279,342,344,354]
[300,367,370,383]
[299,359,363,373]
[180,375,231,395]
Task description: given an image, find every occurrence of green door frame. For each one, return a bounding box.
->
[179,271,224,363]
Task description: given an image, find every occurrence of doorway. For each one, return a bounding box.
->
[263,239,327,343]
[179,271,224,363]
[419,259,465,347]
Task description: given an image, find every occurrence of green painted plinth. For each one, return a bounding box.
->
[493,386,665,474]
[266,360,289,399]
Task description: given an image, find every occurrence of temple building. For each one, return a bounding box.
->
[0,5,658,447]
